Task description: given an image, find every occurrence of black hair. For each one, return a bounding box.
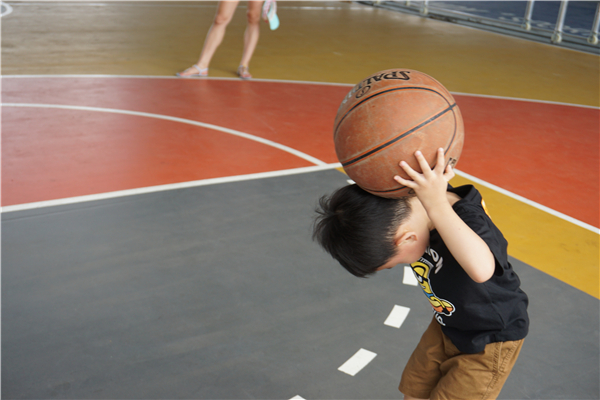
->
[312,184,412,278]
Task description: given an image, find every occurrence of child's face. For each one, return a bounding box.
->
[377,233,430,271]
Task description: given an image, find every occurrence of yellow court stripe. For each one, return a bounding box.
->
[449,175,599,299]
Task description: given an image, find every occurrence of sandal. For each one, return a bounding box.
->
[237,65,252,80]
[176,64,208,78]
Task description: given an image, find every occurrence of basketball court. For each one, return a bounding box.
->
[2,1,599,399]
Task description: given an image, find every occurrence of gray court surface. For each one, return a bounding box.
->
[2,170,599,399]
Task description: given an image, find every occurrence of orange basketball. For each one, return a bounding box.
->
[334,68,464,198]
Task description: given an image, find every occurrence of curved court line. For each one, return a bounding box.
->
[1,1,13,17]
[2,85,597,232]
[0,164,342,213]
[1,103,327,167]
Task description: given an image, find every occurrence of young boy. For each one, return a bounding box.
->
[313,148,529,400]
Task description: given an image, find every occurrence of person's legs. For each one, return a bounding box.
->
[430,338,524,400]
[198,1,239,68]
[399,318,446,400]
[399,317,524,400]
[178,1,239,77]
[238,0,262,78]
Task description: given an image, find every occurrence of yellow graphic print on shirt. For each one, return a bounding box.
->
[411,261,455,317]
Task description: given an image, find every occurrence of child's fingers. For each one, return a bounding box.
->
[414,150,433,174]
[394,174,416,188]
[395,161,418,187]
[435,148,456,181]
[398,160,421,180]
[433,148,446,173]
[394,174,408,185]
[444,163,455,181]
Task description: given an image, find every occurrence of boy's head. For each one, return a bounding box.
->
[312,184,414,278]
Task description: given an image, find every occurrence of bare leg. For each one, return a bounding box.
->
[239,1,262,68]
[178,1,239,76]
[197,1,239,68]
[403,395,429,400]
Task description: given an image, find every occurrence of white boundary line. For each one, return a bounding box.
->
[450,91,599,110]
[0,164,342,213]
[2,74,598,109]
[454,169,599,234]
[6,2,366,10]
[0,74,354,89]
[1,103,327,167]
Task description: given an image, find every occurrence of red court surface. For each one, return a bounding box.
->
[2,76,598,228]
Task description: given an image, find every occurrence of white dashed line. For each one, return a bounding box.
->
[338,348,377,376]
[384,305,411,329]
[403,266,419,286]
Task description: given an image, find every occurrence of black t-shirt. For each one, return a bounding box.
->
[410,185,529,353]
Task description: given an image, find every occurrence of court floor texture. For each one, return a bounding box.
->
[1,1,599,399]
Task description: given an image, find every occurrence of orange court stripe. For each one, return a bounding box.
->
[453,94,599,228]
[3,77,597,231]
[1,107,313,206]
[1,76,348,166]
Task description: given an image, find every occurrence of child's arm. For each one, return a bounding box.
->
[394,149,495,283]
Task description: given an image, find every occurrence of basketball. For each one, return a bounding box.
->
[334,68,464,198]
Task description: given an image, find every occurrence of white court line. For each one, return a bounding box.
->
[3,75,598,110]
[1,103,327,167]
[451,91,599,110]
[7,2,367,10]
[289,396,305,400]
[1,1,13,17]
[384,305,410,329]
[454,169,599,234]
[1,74,355,89]
[0,2,214,7]
[403,266,419,286]
[338,348,377,376]
[0,164,342,213]
[2,83,597,233]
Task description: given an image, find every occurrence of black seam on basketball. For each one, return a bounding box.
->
[368,186,408,194]
[367,107,460,195]
[341,103,457,167]
[334,86,452,136]
[445,108,458,159]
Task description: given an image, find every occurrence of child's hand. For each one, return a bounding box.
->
[396,149,495,283]
[394,148,455,211]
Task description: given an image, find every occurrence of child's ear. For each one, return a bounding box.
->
[394,231,418,247]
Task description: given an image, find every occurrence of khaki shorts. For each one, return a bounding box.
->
[399,318,524,400]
